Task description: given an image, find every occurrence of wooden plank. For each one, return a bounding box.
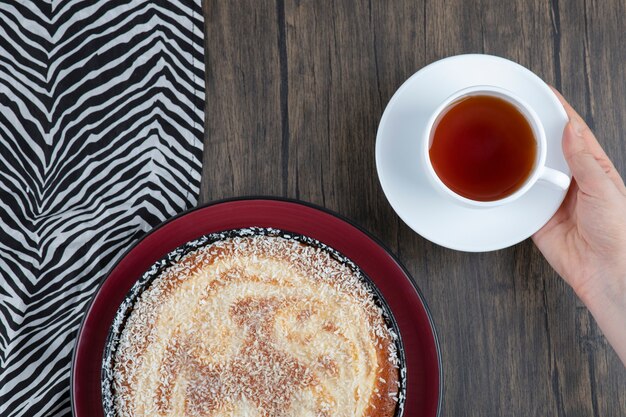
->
[556,0,626,416]
[281,0,401,250]
[200,0,284,201]
[202,0,626,415]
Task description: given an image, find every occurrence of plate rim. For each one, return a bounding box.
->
[70,196,443,417]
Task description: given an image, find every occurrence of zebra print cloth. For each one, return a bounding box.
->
[0,1,204,416]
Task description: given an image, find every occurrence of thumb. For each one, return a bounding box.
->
[562,122,614,197]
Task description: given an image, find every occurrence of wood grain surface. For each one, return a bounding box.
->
[201,1,626,415]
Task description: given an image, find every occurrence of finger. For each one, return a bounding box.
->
[562,122,616,198]
[551,87,626,191]
[551,87,607,158]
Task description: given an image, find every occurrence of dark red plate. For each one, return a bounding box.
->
[71,198,442,417]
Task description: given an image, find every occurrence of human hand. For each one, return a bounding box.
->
[532,88,626,365]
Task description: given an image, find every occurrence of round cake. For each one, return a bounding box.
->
[107,230,402,417]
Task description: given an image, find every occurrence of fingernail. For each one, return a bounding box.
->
[569,117,585,137]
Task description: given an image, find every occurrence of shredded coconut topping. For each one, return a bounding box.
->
[103,228,404,417]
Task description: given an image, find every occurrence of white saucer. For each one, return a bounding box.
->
[375,54,570,252]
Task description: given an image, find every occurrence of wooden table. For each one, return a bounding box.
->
[200,1,626,415]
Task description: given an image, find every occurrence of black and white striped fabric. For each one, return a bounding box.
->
[0,1,204,416]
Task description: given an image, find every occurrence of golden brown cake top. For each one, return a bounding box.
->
[111,233,400,417]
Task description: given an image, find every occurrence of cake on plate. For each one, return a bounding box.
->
[108,230,402,417]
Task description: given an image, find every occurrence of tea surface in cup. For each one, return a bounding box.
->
[428,95,537,202]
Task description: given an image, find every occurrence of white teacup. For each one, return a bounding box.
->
[423,85,571,208]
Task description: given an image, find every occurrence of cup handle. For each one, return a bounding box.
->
[538,166,571,190]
